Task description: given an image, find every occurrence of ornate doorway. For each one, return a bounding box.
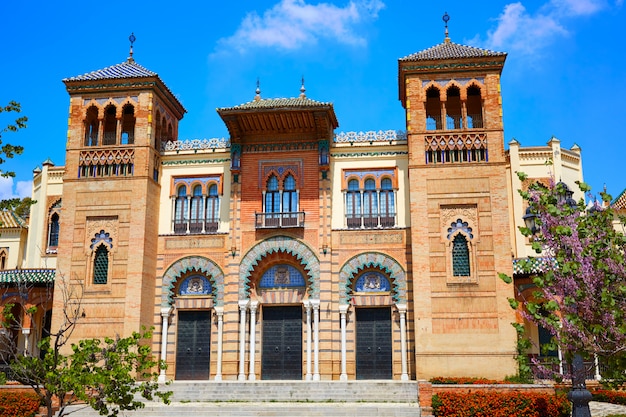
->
[356,307,392,379]
[175,310,211,380]
[262,306,302,380]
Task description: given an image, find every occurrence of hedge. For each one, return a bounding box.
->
[432,391,571,417]
[592,390,626,406]
[0,391,41,417]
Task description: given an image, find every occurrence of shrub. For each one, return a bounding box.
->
[432,391,570,417]
[0,372,6,385]
[0,391,41,417]
[592,389,626,406]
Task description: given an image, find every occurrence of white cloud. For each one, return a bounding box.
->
[215,0,385,53]
[0,177,31,201]
[479,0,615,55]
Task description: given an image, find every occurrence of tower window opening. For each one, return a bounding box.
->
[425,86,442,130]
[121,104,135,145]
[84,106,99,146]
[466,85,483,128]
[446,86,462,130]
[103,105,117,145]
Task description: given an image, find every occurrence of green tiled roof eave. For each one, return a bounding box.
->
[512,257,555,275]
[0,269,56,284]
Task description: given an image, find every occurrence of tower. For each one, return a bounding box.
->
[52,37,185,343]
[398,15,517,378]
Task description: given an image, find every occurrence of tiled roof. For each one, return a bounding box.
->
[63,59,157,81]
[0,211,26,229]
[400,41,506,61]
[612,188,626,210]
[0,269,55,284]
[219,97,333,112]
[512,257,555,275]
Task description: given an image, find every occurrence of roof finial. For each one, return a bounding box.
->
[128,33,136,62]
[300,76,306,98]
[255,78,261,101]
[443,12,450,43]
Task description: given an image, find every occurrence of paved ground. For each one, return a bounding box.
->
[591,401,626,416]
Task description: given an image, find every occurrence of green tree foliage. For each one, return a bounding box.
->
[500,173,626,387]
[1,278,171,417]
[0,101,27,178]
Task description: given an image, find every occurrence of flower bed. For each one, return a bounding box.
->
[0,391,41,417]
[432,391,570,417]
[592,389,626,406]
[430,376,509,385]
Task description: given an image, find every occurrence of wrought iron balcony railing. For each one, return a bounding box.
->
[255,212,305,229]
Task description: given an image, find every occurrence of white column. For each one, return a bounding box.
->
[312,299,321,380]
[594,354,601,381]
[214,307,224,381]
[21,328,31,356]
[304,301,312,381]
[170,198,176,233]
[339,304,349,381]
[396,303,409,380]
[185,196,191,233]
[238,300,249,381]
[248,300,259,380]
[158,307,172,383]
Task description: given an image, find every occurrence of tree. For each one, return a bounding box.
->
[501,174,626,387]
[1,275,171,417]
[0,101,27,212]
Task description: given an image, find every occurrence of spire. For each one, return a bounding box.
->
[300,76,306,98]
[254,78,261,101]
[443,12,450,43]
[128,32,136,63]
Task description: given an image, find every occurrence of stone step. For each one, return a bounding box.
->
[59,381,420,417]
[63,402,421,417]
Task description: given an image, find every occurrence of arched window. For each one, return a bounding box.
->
[264,175,280,227]
[189,185,203,233]
[103,105,117,145]
[346,179,361,228]
[466,85,483,128]
[282,174,298,226]
[380,178,395,227]
[174,186,188,233]
[446,86,462,130]
[93,244,109,284]
[425,86,442,130]
[452,234,470,276]
[154,110,162,149]
[121,104,135,145]
[161,116,168,140]
[205,184,219,232]
[48,212,60,248]
[0,249,7,270]
[363,178,378,228]
[84,106,99,146]
[179,275,212,296]
[354,271,391,292]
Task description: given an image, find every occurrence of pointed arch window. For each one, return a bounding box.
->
[121,104,135,145]
[379,178,395,227]
[425,86,442,130]
[189,185,203,233]
[103,105,117,145]
[446,86,462,130]
[48,213,60,248]
[346,179,362,228]
[466,85,483,128]
[174,185,188,233]
[84,106,99,146]
[363,178,378,228]
[205,184,219,233]
[0,249,7,270]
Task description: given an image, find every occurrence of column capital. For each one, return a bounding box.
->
[160,307,173,317]
[214,306,224,316]
[339,304,350,314]
[238,299,250,310]
[309,299,321,309]
[21,328,31,335]
[395,303,407,313]
[249,300,259,311]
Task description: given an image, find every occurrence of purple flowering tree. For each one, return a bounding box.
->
[501,173,626,388]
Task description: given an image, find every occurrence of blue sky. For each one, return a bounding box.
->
[0,0,624,201]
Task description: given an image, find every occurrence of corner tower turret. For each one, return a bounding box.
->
[53,38,186,346]
[398,17,517,380]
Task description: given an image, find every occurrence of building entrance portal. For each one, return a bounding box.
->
[356,307,392,379]
[175,310,211,380]
[262,306,302,380]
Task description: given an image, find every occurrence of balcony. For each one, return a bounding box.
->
[256,212,305,229]
[347,215,396,229]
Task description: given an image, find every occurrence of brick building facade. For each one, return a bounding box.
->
[3,33,584,381]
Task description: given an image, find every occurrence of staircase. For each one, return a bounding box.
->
[61,381,420,416]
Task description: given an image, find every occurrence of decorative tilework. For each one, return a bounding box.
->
[338,252,406,305]
[161,256,225,307]
[512,257,556,275]
[239,236,319,299]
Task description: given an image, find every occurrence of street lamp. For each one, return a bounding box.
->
[523,207,538,235]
